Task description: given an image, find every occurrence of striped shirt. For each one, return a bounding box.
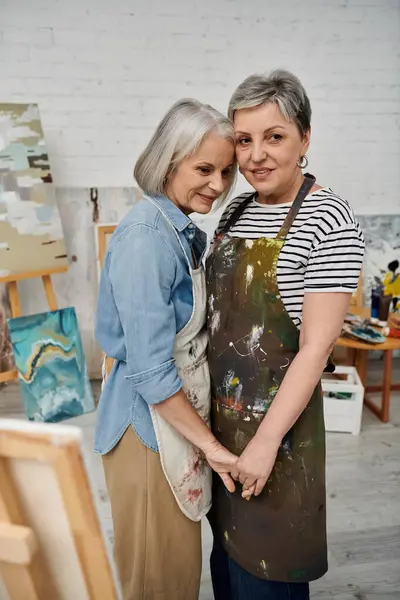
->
[216,187,365,328]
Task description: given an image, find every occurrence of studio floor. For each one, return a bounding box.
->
[1,360,399,600]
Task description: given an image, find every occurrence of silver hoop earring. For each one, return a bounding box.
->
[297,155,309,169]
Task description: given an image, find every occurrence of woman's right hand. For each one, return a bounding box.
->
[202,440,237,493]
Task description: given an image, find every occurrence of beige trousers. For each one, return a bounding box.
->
[102,425,202,600]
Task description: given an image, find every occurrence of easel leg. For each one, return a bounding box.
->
[8,282,21,318]
[0,563,40,600]
[0,283,19,383]
[0,272,61,384]
[42,275,58,311]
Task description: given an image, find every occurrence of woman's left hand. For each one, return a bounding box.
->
[232,435,280,498]
[203,440,238,493]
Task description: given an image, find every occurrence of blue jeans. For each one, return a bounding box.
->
[210,539,310,600]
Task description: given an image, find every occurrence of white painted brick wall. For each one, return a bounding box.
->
[1,0,400,213]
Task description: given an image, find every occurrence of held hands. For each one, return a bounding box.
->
[232,435,280,500]
[203,435,280,499]
[202,439,237,493]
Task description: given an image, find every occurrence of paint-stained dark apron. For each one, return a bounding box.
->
[206,174,327,583]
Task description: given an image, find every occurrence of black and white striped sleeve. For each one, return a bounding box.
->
[304,223,365,293]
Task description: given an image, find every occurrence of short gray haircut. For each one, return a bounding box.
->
[134,98,236,200]
[228,69,312,136]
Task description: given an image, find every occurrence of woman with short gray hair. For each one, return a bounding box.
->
[95,98,237,599]
[206,70,364,599]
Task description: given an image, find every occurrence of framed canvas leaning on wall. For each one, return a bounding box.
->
[95,224,118,276]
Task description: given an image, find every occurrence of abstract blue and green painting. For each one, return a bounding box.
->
[7,308,95,423]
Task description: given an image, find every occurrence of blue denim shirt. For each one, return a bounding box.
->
[94,194,207,454]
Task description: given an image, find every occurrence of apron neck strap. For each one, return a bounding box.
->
[221,195,255,234]
[276,173,316,241]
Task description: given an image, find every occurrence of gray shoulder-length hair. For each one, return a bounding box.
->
[134,99,236,201]
[228,69,312,137]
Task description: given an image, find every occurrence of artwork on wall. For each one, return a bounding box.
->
[357,215,400,307]
[0,103,68,278]
[7,307,94,422]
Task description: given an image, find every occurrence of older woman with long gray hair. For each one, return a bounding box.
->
[206,70,365,599]
[94,99,238,600]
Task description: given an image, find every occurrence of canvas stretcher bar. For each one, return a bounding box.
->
[0,420,119,600]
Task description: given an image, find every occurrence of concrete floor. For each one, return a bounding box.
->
[1,360,400,599]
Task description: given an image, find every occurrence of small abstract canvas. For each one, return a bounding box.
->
[0,103,68,277]
[7,308,94,422]
[357,215,400,305]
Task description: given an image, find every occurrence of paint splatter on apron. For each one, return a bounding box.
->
[206,174,327,583]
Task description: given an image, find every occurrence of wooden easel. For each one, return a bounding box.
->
[0,419,119,599]
[0,266,68,384]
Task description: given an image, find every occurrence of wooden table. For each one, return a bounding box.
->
[336,307,400,423]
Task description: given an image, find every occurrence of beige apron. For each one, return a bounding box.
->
[147,198,212,522]
[103,198,212,522]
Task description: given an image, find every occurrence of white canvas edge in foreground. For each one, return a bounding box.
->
[0,418,83,440]
[0,418,122,600]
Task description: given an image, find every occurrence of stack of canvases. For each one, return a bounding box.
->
[0,103,94,423]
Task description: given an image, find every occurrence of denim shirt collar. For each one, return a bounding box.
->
[145,194,193,233]
[145,193,207,251]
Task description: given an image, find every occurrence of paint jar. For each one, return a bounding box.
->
[378,293,392,327]
[370,288,380,324]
